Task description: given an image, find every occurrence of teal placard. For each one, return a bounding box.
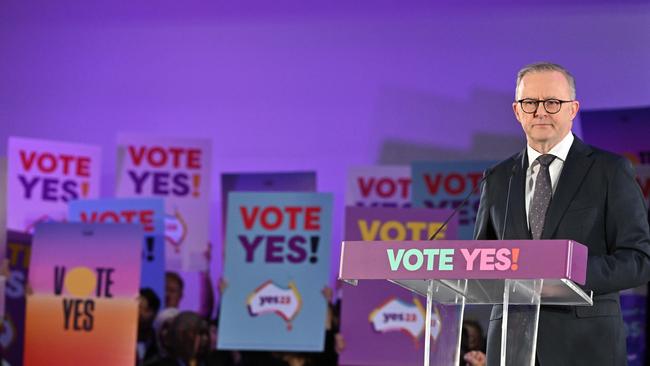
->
[218,192,332,351]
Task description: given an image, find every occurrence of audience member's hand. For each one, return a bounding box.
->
[218,277,228,295]
[321,286,333,303]
[0,259,9,277]
[203,241,212,264]
[334,333,346,353]
[463,350,486,366]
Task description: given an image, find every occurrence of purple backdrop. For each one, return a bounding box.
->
[1,1,649,312]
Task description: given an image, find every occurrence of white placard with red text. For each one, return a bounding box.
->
[115,135,211,271]
[346,166,411,208]
[7,137,101,233]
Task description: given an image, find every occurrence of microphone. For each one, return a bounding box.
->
[428,168,494,240]
[500,164,517,239]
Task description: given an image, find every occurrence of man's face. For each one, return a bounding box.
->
[138,296,155,325]
[465,325,482,351]
[165,279,183,308]
[513,70,579,150]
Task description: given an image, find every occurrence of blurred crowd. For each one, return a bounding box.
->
[135,272,486,366]
[136,272,343,366]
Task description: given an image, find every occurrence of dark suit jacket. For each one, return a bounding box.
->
[474,136,650,366]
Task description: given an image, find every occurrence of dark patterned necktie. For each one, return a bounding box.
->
[529,154,556,240]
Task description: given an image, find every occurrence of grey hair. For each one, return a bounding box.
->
[515,62,576,100]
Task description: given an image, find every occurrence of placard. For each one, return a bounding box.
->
[116,135,211,271]
[339,206,459,366]
[346,166,411,208]
[412,161,495,239]
[24,223,141,366]
[7,137,101,232]
[69,198,165,300]
[218,192,332,351]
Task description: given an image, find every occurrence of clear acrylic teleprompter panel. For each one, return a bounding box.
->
[498,280,542,366]
[403,279,545,366]
[388,278,546,366]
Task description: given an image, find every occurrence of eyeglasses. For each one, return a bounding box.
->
[517,98,573,114]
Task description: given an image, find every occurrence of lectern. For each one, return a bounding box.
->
[339,240,593,366]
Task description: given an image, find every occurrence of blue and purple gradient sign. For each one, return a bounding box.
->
[581,107,650,166]
[218,192,332,351]
[339,206,459,366]
[69,198,166,301]
[581,107,650,366]
[581,109,650,206]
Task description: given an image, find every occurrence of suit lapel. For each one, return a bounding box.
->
[541,137,594,239]
[506,150,531,240]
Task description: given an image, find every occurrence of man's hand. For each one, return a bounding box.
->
[463,351,486,366]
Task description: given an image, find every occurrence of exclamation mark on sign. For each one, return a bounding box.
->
[511,248,520,271]
[145,236,155,262]
[309,236,319,264]
[81,182,89,197]
[192,175,201,197]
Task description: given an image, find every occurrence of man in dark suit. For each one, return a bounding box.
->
[474,62,650,366]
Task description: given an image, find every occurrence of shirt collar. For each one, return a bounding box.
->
[527,132,574,166]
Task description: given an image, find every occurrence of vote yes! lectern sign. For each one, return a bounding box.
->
[340,240,587,284]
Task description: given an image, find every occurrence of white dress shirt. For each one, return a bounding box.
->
[525,132,574,227]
